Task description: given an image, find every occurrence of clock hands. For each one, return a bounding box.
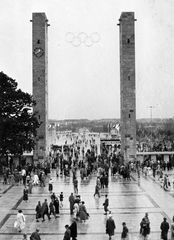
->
[35,49,41,54]
[34,47,44,57]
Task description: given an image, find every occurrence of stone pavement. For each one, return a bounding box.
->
[0,169,174,240]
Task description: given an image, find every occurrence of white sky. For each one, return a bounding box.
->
[1,0,174,120]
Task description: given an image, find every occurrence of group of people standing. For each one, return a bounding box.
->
[69,193,89,223]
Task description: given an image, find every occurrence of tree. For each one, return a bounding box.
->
[0,72,40,160]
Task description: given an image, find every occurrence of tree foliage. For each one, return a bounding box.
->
[0,72,40,156]
[136,119,174,143]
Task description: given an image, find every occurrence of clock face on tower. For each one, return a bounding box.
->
[33,47,44,58]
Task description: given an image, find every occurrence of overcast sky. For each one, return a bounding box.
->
[1,0,174,120]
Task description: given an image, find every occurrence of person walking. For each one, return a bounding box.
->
[140,218,148,239]
[171,216,174,240]
[21,168,26,185]
[63,225,71,240]
[160,217,169,240]
[69,218,77,240]
[30,228,41,240]
[35,201,42,222]
[144,213,150,235]
[51,192,56,201]
[56,164,59,177]
[54,197,60,216]
[15,209,26,232]
[40,172,45,187]
[163,174,168,190]
[106,214,116,240]
[49,199,57,218]
[69,193,75,215]
[121,222,129,240]
[94,193,100,209]
[33,173,39,186]
[73,178,78,194]
[79,201,88,223]
[94,184,100,197]
[103,194,109,215]
[48,178,53,193]
[73,202,79,220]
[60,192,64,207]
[23,186,28,202]
[41,199,51,222]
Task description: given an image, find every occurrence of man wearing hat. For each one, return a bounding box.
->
[106,214,116,240]
[121,222,129,240]
[69,218,77,240]
[30,228,41,240]
[63,225,71,240]
[160,217,169,240]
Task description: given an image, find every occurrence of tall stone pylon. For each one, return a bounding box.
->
[31,13,49,163]
[118,12,136,163]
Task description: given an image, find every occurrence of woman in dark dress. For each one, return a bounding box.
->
[54,197,60,216]
[23,186,28,202]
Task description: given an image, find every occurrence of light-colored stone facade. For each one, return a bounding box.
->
[119,12,136,162]
[32,13,49,162]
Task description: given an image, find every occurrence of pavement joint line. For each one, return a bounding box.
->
[162,211,172,223]
[144,194,160,208]
[10,208,163,214]
[130,175,136,181]
[0,214,11,229]
[11,196,23,210]
[1,185,14,194]
[143,174,174,195]
[29,191,147,198]
[0,231,163,235]
[47,180,138,184]
[137,184,146,192]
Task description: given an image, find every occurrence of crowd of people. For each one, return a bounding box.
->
[137,139,174,152]
[1,133,174,240]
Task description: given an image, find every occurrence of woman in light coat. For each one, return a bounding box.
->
[15,210,26,232]
[33,174,39,185]
[73,202,79,220]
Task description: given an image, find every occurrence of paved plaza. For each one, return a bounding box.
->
[0,169,174,240]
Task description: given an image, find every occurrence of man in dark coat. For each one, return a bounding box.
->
[69,218,77,240]
[23,186,28,202]
[54,197,60,215]
[69,193,75,214]
[103,194,109,215]
[30,228,41,240]
[35,201,42,222]
[160,217,169,240]
[41,199,51,221]
[106,214,116,240]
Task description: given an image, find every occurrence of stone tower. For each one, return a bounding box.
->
[118,12,136,162]
[32,13,49,163]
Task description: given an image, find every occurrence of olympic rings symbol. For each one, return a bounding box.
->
[65,32,100,47]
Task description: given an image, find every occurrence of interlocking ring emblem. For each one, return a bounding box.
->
[65,32,100,47]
